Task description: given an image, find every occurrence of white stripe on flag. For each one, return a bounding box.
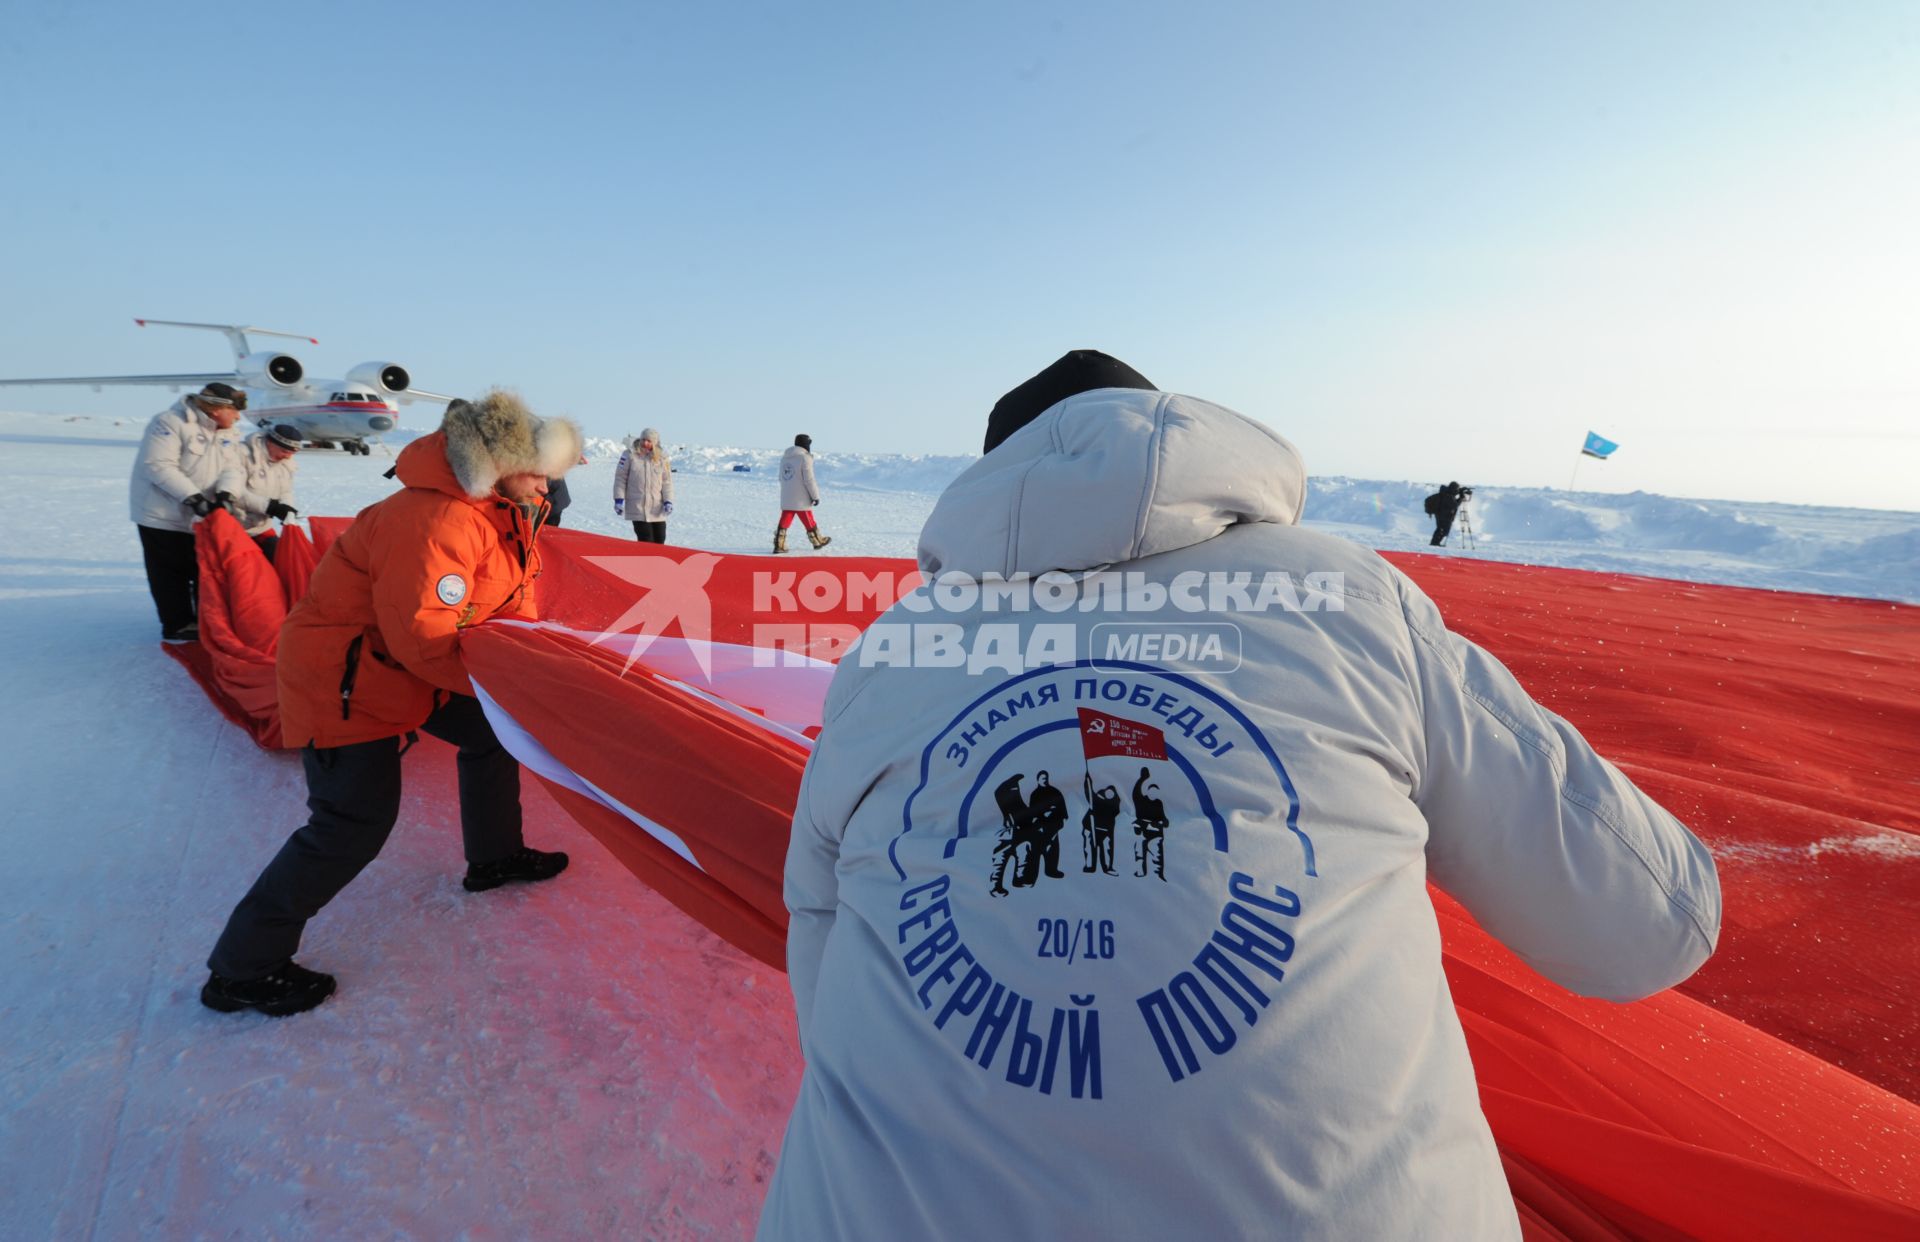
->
[653,672,816,750]
[495,618,833,737]
[471,679,703,870]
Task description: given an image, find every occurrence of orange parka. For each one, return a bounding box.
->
[277,431,545,748]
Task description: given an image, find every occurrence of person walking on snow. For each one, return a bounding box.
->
[776,433,830,553]
[214,422,302,563]
[130,381,246,642]
[201,390,583,1017]
[614,427,673,543]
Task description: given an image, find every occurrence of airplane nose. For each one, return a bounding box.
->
[369,415,395,431]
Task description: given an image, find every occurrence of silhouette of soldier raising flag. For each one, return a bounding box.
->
[1082,774,1122,874]
[1077,707,1171,881]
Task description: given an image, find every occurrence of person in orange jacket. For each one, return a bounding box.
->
[203,390,585,1016]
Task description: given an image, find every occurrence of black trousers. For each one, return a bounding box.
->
[207,694,525,980]
[1430,511,1457,546]
[137,524,197,631]
[632,520,667,543]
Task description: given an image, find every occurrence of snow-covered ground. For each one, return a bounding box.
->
[2,408,1916,1240]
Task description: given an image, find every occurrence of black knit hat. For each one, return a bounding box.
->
[794,433,812,450]
[266,424,302,451]
[982,350,1155,453]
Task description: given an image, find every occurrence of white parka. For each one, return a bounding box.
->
[613,441,674,521]
[778,444,819,510]
[759,389,1721,1242]
[129,399,241,533]
[214,432,299,536]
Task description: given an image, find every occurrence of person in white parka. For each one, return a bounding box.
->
[214,422,302,563]
[613,427,674,543]
[757,350,1721,1242]
[130,381,246,642]
[775,433,830,553]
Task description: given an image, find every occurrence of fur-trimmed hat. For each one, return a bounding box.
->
[442,389,584,499]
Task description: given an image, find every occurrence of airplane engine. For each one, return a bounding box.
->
[236,351,305,388]
[345,361,411,394]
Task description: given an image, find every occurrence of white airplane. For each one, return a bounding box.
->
[0,318,455,454]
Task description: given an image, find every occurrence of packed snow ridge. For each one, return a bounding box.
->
[602,436,1920,604]
[11,411,1919,603]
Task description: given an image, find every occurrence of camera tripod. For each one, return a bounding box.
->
[1453,501,1476,551]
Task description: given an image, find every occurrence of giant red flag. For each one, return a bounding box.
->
[170,523,1920,1236]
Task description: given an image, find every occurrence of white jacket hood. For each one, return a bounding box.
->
[919,389,1306,579]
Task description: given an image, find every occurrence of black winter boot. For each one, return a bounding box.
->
[201,960,337,1016]
[462,846,570,892]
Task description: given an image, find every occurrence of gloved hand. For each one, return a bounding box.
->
[811,499,819,507]
[663,501,674,515]
[614,498,625,516]
[185,493,217,518]
[215,491,238,514]
[266,498,299,521]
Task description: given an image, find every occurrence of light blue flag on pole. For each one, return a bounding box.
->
[1581,431,1619,460]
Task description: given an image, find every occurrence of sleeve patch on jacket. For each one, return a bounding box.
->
[436,574,468,606]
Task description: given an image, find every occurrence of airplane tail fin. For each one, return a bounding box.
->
[134,319,318,364]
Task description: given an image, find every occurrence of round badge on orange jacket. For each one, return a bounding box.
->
[436,574,468,606]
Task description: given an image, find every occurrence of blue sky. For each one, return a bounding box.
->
[2,1,1915,509]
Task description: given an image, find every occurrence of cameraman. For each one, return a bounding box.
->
[1424,481,1472,546]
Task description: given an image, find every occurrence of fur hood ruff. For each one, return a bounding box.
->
[442,389,584,499]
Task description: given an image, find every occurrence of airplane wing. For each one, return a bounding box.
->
[398,387,457,404]
[0,372,239,388]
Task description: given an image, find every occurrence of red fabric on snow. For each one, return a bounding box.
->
[465,624,805,971]
[307,515,351,554]
[176,523,1920,1236]
[273,523,322,607]
[533,526,918,657]
[465,535,1920,1238]
[463,532,916,970]
[1377,552,1920,1102]
[161,510,285,748]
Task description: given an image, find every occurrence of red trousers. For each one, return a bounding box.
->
[778,509,818,531]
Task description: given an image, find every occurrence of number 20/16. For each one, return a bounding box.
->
[1036,918,1115,960]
